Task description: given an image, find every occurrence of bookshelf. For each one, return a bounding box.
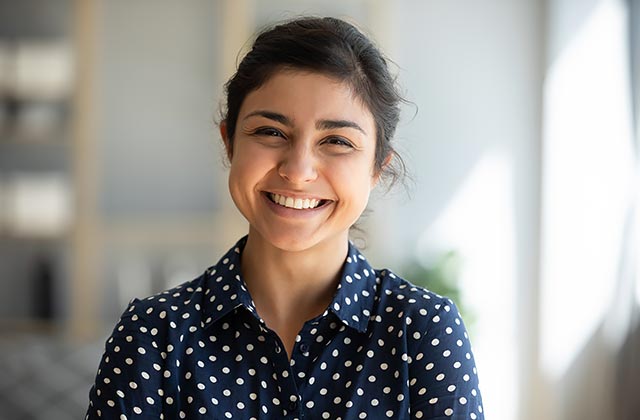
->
[0,0,74,331]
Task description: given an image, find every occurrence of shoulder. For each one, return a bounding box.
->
[374,268,459,321]
[370,268,469,347]
[107,236,248,347]
[112,271,210,341]
[342,241,458,327]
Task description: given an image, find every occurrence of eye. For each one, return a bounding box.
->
[255,127,284,137]
[324,136,354,148]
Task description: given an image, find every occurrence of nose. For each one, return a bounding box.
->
[277,145,318,184]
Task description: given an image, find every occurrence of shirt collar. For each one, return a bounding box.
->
[327,242,378,332]
[200,236,257,329]
[200,236,378,333]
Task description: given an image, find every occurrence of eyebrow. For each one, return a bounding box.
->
[316,119,366,135]
[244,110,292,126]
[243,110,366,135]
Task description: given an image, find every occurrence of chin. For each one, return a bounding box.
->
[264,231,323,253]
[251,224,344,254]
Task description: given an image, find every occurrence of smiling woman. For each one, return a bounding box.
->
[86,16,484,419]
[226,71,377,258]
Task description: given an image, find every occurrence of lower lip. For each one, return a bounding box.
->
[262,193,331,219]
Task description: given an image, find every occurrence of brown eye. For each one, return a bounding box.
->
[256,127,284,137]
[325,137,354,148]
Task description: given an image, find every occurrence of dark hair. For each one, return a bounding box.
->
[221,16,407,187]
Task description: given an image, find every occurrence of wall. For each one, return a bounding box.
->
[94,0,227,319]
[372,2,544,420]
[538,0,638,419]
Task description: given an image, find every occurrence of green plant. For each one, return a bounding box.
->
[399,250,475,331]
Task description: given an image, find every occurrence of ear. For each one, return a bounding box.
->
[219,121,233,161]
[370,153,393,189]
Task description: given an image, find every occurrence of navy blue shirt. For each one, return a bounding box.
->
[86,236,484,419]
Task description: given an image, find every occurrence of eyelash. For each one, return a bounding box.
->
[253,128,354,149]
[324,137,354,148]
[255,127,285,138]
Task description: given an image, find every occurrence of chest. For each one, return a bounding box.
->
[158,315,414,419]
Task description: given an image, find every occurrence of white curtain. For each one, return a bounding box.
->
[616,1,640,418]
[538,0,639,418]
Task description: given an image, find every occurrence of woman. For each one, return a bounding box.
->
[86,17,484,419]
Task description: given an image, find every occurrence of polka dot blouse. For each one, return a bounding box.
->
[86,236,484,419]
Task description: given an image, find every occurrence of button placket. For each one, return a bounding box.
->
[288,395,299,410]
[268,333,302,419]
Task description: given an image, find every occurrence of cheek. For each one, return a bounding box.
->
[228,145,274,194]
[329,159,375,205]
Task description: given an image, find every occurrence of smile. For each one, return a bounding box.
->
[268,193,328,210]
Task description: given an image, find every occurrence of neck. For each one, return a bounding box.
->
[240,228,349,351]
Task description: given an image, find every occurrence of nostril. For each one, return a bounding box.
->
[277,155,318,183]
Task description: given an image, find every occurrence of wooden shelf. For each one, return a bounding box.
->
[0,136,71,147]
[101,217,221,246]
[0,318,61,335]
[0,1,77,336]
[0,231,71,242]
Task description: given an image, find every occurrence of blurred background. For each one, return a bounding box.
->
[0,0,638,419]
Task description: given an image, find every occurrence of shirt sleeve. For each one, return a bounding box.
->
[85,299,164,419]
[409,300,484,419]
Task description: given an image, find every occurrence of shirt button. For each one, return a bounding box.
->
[299,343,309,353]
[275,345,282,354]
[289,400,298,411]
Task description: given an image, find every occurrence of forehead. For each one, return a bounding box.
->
[239,70,375,131]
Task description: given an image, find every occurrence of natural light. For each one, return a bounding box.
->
[417,153,516,420]
[540,0,635,379]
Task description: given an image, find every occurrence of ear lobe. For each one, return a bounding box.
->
[371,153,393,188]
[219,122,233,161]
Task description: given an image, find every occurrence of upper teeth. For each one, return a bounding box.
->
[270,193,321,209]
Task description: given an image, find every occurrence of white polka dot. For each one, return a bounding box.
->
[88,247,483,420]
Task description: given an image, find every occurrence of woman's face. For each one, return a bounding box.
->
[223,70,379,253]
